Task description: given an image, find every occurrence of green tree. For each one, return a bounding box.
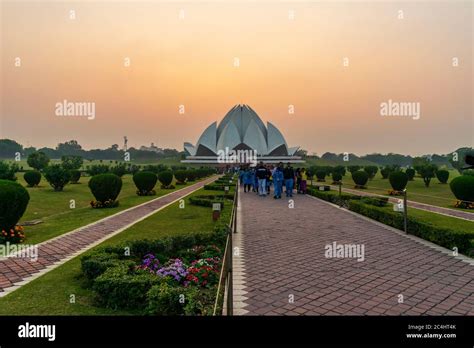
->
[363,166,378,180]
[0,161,19,181]
[61,155,84,170]
[347,165,361,174]
[43,164,70,191]
[418,164,438,187]
[0,139,23,159]
[27,151,50,171]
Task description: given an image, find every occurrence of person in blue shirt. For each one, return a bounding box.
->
[243,168,253,193]
[283,163,295,197]
[239,168,245,186]
[272,163,284,199]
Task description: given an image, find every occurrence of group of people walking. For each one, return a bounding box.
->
[239,162,307,199]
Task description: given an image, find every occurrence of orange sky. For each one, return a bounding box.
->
[1,1,472,155]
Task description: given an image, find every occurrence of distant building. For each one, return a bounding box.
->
[182,104,303,165]
[140,142,164,154]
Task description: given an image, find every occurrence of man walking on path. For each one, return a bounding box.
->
[256,162,268,196]
[272,162,284,199]
[283,162,295,197]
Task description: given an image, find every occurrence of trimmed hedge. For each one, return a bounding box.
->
[80,226,228,313]
[158,170,173,188]
[93,262,163,309]
[146,284,215,315]
[406,168,416,181]
[204,184,228,191]
[133,171,158,195]
[352,170,369,188]
[70,170,81,184]
[89,173,122,204]
[450,175,474,203]
[331,172,342,183]
[315,170,326,182]
[360,196,388,207]
[189,194,234,209]
[347,200,474,255]
[23,171,41,187]
[389,171,408,191]
[436,169,449,184]
[307,187,358,205]
[174,170,188,185]
[0,180,30,230]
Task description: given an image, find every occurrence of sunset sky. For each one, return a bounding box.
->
[1,1,472,156]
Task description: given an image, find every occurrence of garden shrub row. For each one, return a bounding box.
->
[347,200,474,256]
[80,224,229,315]
[188,194,234,209]
[203,184,228,191]
[306,187,358,205]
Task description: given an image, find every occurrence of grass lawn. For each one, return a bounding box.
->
[404,207,474,233]
[0,188,232,315]
[17,174,197,245]
[316,170,469,211]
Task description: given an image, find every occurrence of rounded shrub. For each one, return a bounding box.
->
[0,180,30,230]
[186,170,198,182]
[158,170,174,188]
[24,170,41,187]
[380,167,390,179]
[70,170,81,184]
[174,170,187,185]
[406,168,416,181]
[449,175,474,203]
[363,166,378,180]
[389,171,408,191]
[315,170,326,182]
[331,172,342,183]
[89,174,122,205]
[436,169,449,184]
[352,170,369,188]
[43,164,70,191]
[133,171,158,195]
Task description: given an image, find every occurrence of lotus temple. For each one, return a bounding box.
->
[182,104,303,165]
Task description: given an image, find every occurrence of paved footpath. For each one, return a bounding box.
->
[0,176,217,297]
[234,189,474,315]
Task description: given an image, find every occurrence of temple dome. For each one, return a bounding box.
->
[184,104,299,157]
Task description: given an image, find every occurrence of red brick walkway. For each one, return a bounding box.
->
[0,176,217,296]
[237,190,474,315]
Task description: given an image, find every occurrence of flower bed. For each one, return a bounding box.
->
[80,225,228,315]
[0,225,25,244]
